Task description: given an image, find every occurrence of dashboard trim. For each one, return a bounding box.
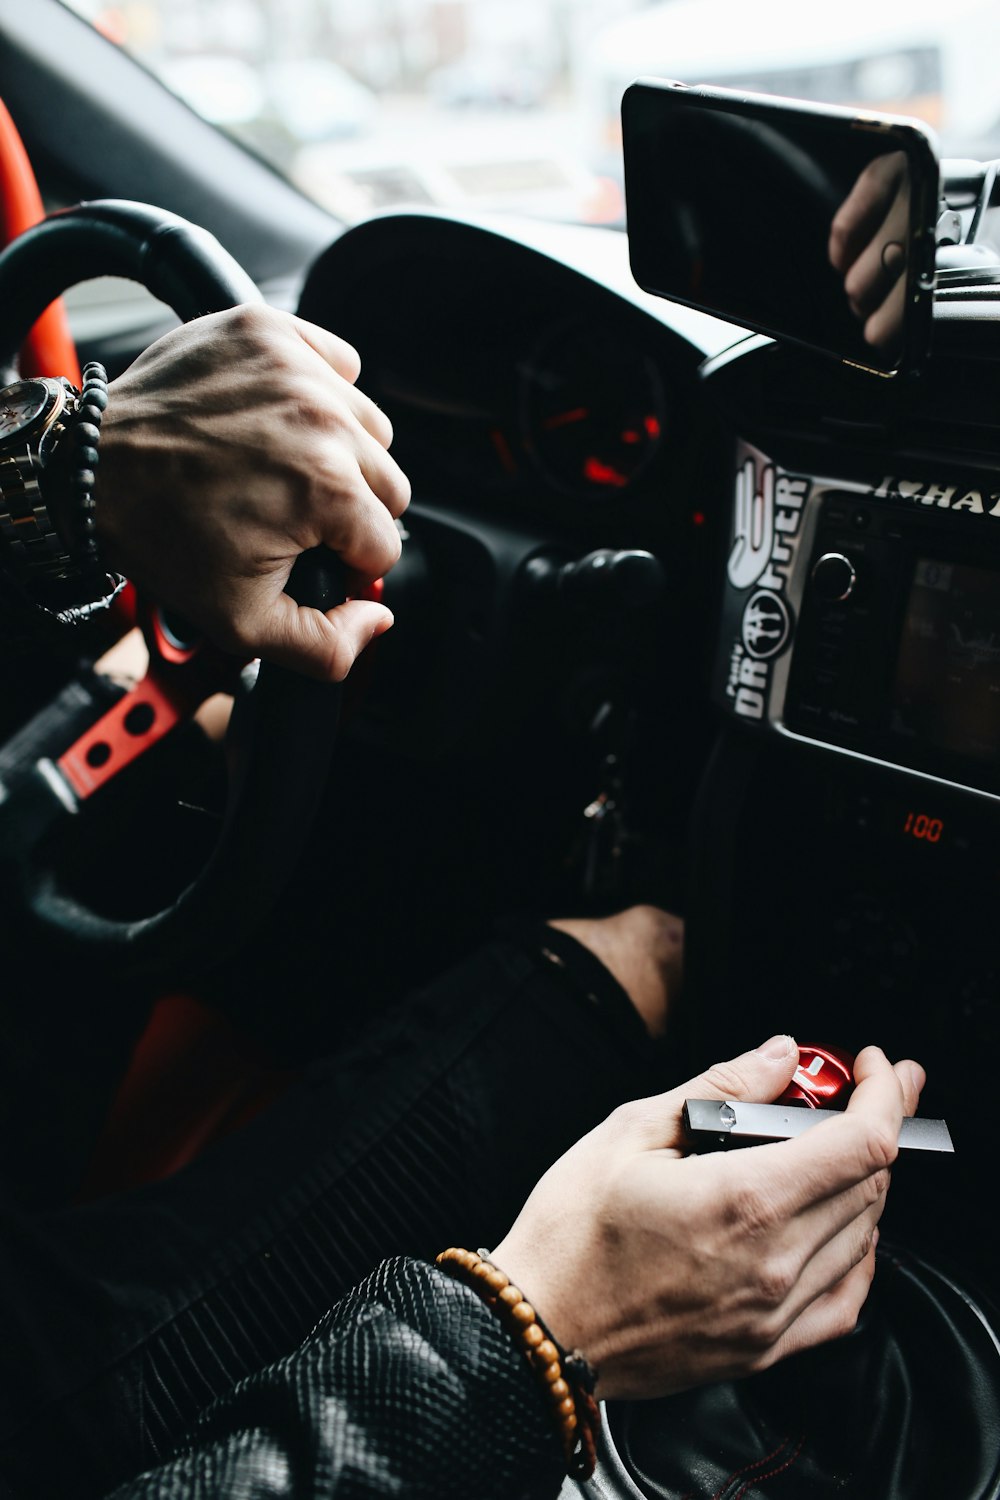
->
[772,722,1000,808]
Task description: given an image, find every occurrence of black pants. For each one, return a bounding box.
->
[0,930,664,1500]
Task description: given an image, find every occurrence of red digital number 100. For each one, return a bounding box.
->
[903,811,943,842]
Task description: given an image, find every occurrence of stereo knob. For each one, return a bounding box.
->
[811,551,856,602]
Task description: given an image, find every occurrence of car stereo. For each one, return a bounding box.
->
[713,442,1000,800]
[785,491,1000,787]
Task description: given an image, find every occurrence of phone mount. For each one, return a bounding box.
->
[936,158,1000,283]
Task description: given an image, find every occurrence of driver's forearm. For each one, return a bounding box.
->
[105,1256,565,1500]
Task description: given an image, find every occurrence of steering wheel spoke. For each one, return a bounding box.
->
[58,604,244,801]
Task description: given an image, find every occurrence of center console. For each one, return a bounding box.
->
[572,440,1000,1499]
[571,723,1000,1498]
[706,440,1000,1257]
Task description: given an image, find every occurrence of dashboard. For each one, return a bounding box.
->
[5,8,999,1486]
[297,209,1000,1280]
[301,209,1000,805]
[285,216,1000,1500]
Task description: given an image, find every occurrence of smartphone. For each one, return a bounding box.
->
[622,78,940,375]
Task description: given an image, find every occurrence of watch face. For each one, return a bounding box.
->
[0,381,49,442]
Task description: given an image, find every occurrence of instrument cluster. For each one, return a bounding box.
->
[296,215,716,541]
[364,306,684,532]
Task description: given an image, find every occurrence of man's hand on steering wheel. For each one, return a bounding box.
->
[96,303,411,680]
[0,202,408,971]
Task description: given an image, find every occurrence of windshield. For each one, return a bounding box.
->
[63,0,1000,226]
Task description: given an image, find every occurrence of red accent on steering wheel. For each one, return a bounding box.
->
[56,574,382,801]
[57,599,246,800]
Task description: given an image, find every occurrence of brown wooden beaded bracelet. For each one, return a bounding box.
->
[434,1246,600,1480]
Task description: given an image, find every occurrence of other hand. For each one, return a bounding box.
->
[492,1036,924,1401]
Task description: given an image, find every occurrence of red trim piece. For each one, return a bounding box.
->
[56,569,381,803]
[341,575,385,708]
[77,992,293,1200]
[353,576,384,604]
[151,608,201,665]
[0,97,82,382]
[58,600,246,800]
[110,578,138,633]
[57,669,185,798]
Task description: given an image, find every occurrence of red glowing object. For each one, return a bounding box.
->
[542,406,590,430]
[583,456,628,488]
[490,427,517,475]
[903,811,943,843]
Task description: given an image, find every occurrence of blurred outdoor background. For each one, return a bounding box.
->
[64,0,1000,226]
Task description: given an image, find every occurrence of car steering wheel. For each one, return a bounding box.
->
[0,200,344,981]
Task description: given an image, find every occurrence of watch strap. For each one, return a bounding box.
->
[0,443,77,579]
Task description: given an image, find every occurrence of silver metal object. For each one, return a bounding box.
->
[683,1098,955,1153]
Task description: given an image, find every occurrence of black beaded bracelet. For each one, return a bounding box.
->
[0,363,126,637]
[65,360,109,568]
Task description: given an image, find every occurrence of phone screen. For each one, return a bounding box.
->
[623,79,939,374]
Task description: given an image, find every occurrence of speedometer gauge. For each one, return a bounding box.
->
[519,322,667,500]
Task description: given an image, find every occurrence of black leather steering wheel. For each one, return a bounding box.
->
[0,200,344,981]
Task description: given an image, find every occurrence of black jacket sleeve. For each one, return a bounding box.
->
[107,1257,567,1500]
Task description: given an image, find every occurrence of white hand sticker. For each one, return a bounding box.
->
[727,458,775,590]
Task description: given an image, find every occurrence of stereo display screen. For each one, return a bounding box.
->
[892,558,1000,763]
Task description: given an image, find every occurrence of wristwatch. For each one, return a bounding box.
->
[0,375,82,582]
